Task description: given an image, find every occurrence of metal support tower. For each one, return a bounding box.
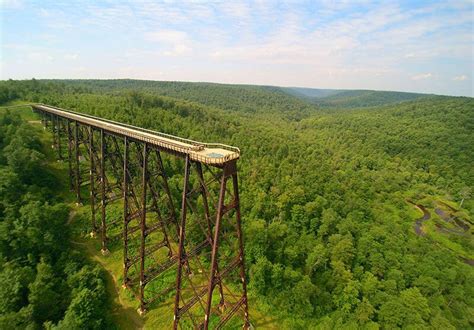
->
[173,159,249,329]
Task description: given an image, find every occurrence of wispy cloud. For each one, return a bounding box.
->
[145,30,189,44]
[0,0,23,9]
[452,75,468,81]
[144,30,193,56]
[64,53,78,60]
[219,2,250,19]
[412,73,433,80]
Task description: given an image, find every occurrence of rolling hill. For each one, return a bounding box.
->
[279,87,431,108]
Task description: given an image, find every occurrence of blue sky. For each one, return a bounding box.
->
[1,0,472,96]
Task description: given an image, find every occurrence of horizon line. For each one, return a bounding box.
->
[1,77,472,98]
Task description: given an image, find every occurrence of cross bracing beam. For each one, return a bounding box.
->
[32,104,250,329]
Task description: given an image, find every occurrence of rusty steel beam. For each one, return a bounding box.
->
[67,120,74,191]
[100,129,108,253]
[138,142,148,314]
[203,163,229,328]
[173,155,191,329]
[122,136,130,287]
[232,170,250,328]
[74,120,81,204]
[195,162,226,309]
[88,126,97,234]
[51,115,63,160]
[57,115,63,160]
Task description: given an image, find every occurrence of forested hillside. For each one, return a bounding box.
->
[0,110,110,328]
[311,90,431,108]
[0,79,473,329]
[280,87,341,99]
[279,87,430,108]
[41,79,316,119]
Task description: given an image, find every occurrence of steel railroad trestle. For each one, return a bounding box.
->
[32,104,250,329]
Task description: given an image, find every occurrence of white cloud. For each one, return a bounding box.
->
[64,53,78,60]
[411,73,433,80]
[163,45,192,56]
[0,0,23,9]
[39,8,52,17]
[27,52,54,61]
[452,75,468,81]
[145,30,189,43]
[145,30,193,56]
[219,2,250,19]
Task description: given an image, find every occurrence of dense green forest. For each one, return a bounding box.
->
[0,79,473,329]
[0,109,110,328]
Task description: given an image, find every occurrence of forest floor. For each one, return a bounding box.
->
[6,104,280,329]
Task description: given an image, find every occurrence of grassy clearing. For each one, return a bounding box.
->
[70,226,146,329]
[407,195,474,260]
[0,102,38,120]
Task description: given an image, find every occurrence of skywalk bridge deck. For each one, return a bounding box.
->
[32,103,240,165]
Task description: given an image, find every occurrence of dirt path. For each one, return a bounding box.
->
[92,251,144,329]
[67,210,77,225]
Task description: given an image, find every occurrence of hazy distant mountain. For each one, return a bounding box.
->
[280,87,341,99]
[279,87,431,108]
